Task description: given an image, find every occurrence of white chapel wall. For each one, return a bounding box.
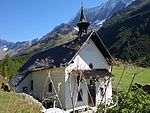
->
[31,68,66,108]
[65,39,111,110]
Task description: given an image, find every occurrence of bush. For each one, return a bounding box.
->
[97,89,150,113]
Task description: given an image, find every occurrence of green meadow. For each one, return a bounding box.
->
[112,65,150,91]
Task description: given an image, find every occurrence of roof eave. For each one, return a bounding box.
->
[67,31,93,66]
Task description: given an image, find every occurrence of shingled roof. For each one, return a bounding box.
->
[10,31,112,86]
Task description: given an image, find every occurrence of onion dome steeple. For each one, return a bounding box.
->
[77,6,90,37]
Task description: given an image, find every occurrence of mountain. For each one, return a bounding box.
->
[0,0,149,79]
[0,23,76,60]
[21,23,76,55]
[98,0,150,66]
[0,39,14,59]
[0,23,76,78]
[38,23,76,45]
[69,0,135,27]
[0,39,14,52]
[0,0,136,59]
[0,38,39,59]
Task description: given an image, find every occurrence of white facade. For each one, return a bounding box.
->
[16,68,66,108]
[65,39,112,110]
[16,38,112,112]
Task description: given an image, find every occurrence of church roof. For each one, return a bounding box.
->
[19,31,112,72]
[10,31,112,86]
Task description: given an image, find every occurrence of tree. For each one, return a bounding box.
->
[0,60,2,75]
[1,56,8,77]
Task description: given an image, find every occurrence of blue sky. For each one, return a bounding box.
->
[0,0,105,42]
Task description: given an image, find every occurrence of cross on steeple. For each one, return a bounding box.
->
[77,5,90,37]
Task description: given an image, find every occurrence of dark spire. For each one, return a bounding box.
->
[77,6,90,37]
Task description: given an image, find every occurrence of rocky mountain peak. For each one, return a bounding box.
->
[0,38,39,59]
[68,0,136,27]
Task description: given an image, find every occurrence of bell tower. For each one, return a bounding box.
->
[77,6,90,37]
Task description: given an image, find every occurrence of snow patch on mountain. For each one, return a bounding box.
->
[121,0,136,6]
[108,0,118,9]
[74,26,79,31]
[0,37,39,59]
[2,46,8,52]
[69,0,136,27]
[97,19,106,26]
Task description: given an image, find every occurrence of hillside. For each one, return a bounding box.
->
[0,75,43,113]
[0,91,42,113]
[98,0,150,66]
[112,65,150,90]
[22,23,76,55]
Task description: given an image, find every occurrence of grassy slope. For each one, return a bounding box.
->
[0,91,42,113]
[0,75,42,113]
[98,1,150,66]
[112,65,150,91]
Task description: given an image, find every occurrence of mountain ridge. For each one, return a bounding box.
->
[0,38,38,59]
[0,0,136,59]
[68,0,135,27]
[98,0,150,66]
[0,0,149,79]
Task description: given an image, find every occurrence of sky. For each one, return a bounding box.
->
[0,0,105,42]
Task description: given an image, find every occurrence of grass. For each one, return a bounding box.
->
[112,64,150,91]
[0,65,149,113]
[0,91,42,113]
[0,75,42,113]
